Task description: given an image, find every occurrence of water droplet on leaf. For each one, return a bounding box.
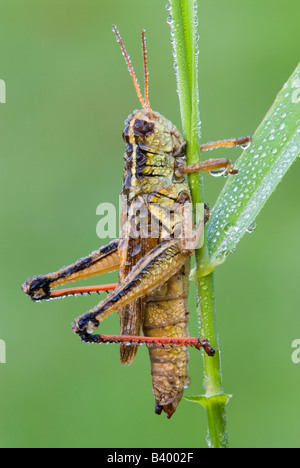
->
[224,222,233,233]
[241,140,251,150]
[246,221,257,233]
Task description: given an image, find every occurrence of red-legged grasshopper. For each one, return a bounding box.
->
[22,26,250,418]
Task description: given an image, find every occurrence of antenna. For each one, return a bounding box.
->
[141,30,151,113]
[112,25,151,112]
[112,25,146,110]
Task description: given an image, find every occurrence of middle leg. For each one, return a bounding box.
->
[179,135,251,176]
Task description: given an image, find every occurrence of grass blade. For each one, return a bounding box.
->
[206,63,300,268]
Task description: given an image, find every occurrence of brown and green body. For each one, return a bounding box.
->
[22,105,248,417]
[119,109,192,416]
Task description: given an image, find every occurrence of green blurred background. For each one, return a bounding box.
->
[0,0,299,448]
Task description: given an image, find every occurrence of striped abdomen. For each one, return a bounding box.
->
[143,259,191,418]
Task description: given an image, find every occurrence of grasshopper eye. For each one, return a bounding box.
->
[133,119,155,137]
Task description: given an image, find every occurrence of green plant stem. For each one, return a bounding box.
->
[196,272,221,395]
[196,271,229,448]
[168,0,229,448]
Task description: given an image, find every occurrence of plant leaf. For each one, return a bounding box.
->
[206,63,300,268]
[185,393,232,408]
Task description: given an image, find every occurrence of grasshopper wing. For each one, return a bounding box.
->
[118,199,159,365]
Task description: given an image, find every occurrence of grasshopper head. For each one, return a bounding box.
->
[113,26,184,156]
[122,109,184,155]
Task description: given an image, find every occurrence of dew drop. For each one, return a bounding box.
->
[184,376,191,389]
[224,222,233,233]
[246,221,257,234]
[241,140,251,150]
[132,244,142,256]
[216,252,224,261]
[209,167,228,178]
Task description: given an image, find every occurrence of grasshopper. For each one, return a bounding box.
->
[22,26,250,418]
